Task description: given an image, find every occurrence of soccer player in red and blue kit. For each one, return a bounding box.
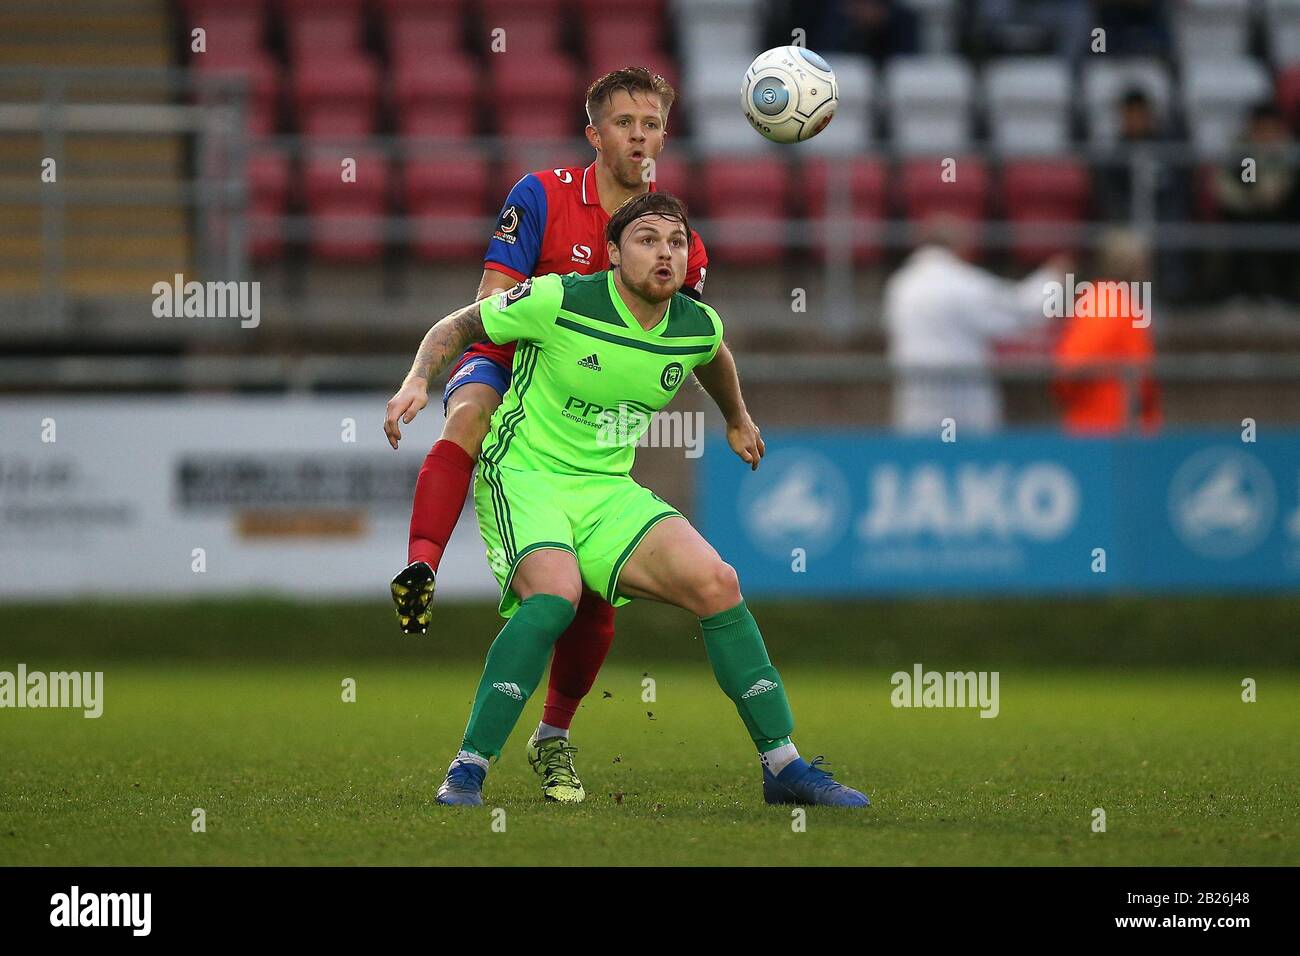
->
[390,68,708,802]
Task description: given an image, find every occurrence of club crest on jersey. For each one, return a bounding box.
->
[660,362,684,390]
[496,277,533,310]
[571,243,592,265]
[493,204,520,245]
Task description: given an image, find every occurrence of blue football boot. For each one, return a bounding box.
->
[435,759,486,806]
[763,756,870,807]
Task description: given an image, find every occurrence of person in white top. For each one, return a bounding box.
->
[883,219,1068,434]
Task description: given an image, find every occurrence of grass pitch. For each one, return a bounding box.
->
[2,645,1296,865]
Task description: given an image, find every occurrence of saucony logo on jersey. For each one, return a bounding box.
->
[577,353,602,371]
[571,243,592,265]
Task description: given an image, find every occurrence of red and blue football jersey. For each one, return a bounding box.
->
[458,161,709,371]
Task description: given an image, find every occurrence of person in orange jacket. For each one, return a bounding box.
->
[1053,229,1162,434]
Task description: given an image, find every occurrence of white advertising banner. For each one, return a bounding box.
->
[0,397,499,599]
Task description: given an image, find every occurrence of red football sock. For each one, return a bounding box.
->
[542,592,616,729]
[407,439,475,570]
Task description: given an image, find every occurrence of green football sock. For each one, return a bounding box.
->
[461,593,576,758]
[700,599,795,746]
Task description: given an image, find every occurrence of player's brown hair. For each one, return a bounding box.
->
[605,191,691,249]
[585,67,677,126]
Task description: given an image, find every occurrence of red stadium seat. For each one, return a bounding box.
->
[701,156,790,265]
[304,149,390,262]
[900,156,990,258]
[479,0,565,52]
[194,49,280,136]
[489,53,580,137]
[405,152,491,261]
[1278,67,1300,131]
[584,17,664,63]
[802,158,888,264]
[248,148,292,262]
[392,52,478,138]
[187,11,263,55]
[642,153,692,210]
[292,54,381,136]
[1001,160,1091,265]
[383,0,466,58]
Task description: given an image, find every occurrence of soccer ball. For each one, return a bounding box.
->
[740,46,838,144]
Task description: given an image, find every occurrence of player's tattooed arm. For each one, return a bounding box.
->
[693,341,766,471]
[383,301,485,449]
[406,301,487,386]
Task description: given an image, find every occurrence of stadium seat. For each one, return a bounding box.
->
[1082,59,1173,144]
[700,155,789,264]
[282,0,366,61]
[405,152,491,261]
[643,153,693,209]
[1000,160,1091,265]
[479,0,566,52]
[674,0,764,66]
[582,0,665,60]
[382,0,466,58]
[1182,59,1273,152]
[304,149,390,262]
[248,148,291,262]
[900,156,989,256]
[983,57,1073,155]
[489,53,581,137]
[802,158,888,264]
[686,55,775,153]
[1175,0,1252,61]
[1265,0,1300,66]
[392,52,478,138]
[291,54,381,136]
[1277,66,1300,128]
[186,9,263,55]
[884,56,974,154]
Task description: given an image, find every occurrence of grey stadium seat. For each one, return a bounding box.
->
[1265,0,1300,66]
[799,55,875,156]
[1175,0,1252,61]
[884,55,974,154]
[1182,58,1273,153]
[983,57,1072,155]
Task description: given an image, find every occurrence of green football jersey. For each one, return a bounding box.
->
[477,271,724,476]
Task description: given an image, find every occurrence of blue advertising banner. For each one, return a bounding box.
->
[697,430,1300,595]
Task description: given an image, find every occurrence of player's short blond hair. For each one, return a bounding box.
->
[585,68,676,127]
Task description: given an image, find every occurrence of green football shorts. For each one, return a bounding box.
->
[473,458,683,619]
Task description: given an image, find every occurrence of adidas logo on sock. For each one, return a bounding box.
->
[577,353,602,371]
[492,681,523,700]
[742,678,778,699]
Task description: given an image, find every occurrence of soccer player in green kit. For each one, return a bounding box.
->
[383,192,868,808]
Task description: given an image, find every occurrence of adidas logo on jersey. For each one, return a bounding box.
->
[492,681,523,700]
[577,353,602,371]
[742,679,778,699]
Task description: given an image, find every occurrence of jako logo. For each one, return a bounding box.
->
[742,678,778,699]
[492,681,522,700]
[50,886,151,936]
[571,243,592,264]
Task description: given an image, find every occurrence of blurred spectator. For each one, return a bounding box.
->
[1053,229,1162,434]
[763,0,918,61]
[1092,0,1172,56]
[962,0,1092,61]
[884,218,1067,434]
[1096,88,1193,300]
[1211,103,1300,302]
